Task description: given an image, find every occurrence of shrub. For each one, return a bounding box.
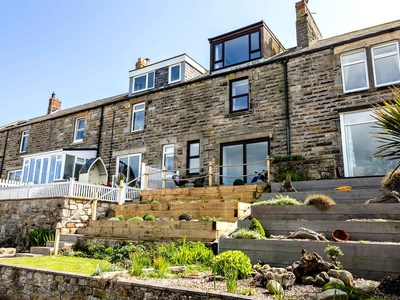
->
[232,228,266,240]
[26,227,55,247]
[233,179,245,186]
[116,215,125,220]
[139,200,149,204]
[200,215,222,222]
[178,212,192,221]
[381,169,400,191]
[305,194,335,210]
[143,213,156,221]
[248,218,265,237]
[129,216,144,221]
[212,250,252,279]
[324,244,344,269]
[254,195,302,206]
[151,200,160,204]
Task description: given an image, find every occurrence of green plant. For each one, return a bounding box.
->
[248,218,265,237]
[151,200,160,204]
[151,255,170,277]
[179,212,193,221]
[200,215,222,222]
[224,265,238,293]
[129,216,144,221]
[324,244,344,269]
[116,215,125,220]
[305,194,335,210]
[230,199,239,202]
[237,287,256,296]
[143,213,156,221]
[233,179,245,185]
[232,228,266,240]
[129,251,152,277]
[26,227,55,247]
[381,169,400,191]
[322,282,368,300]
[197,199,205,203]
[371,87,400,174]
[92,262,122,276]
[212,250,252,279]
[254,196,302,206]
[139,200,150,204]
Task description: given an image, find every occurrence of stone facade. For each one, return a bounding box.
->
[0,2,399,184]
[0,197,114,249]
[0,265,250,300]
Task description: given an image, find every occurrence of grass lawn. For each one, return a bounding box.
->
[0,256,109,275]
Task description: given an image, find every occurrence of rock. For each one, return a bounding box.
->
[168,266,186,274]
[316,289,348,300]
[328,269,353,287]
[302,276,315,285]
[314,275,327,287]
[319,271,330,282]
[251,264,296,289]
[355,284,375,297]
[292,251,337,283]
[329,277,344,286]
[266,279,283,294]
[0,248,16,257]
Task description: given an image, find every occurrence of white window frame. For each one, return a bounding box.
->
[131,103,145,132]
[162,144,174,171]
[116,153,142,184]
[7,169,22,182]
[341,49,369,93]
[20,130,29,153]
[168,64,181,83]
[372,41,400,87]
[132,71,155,93]
[74,117,85,143]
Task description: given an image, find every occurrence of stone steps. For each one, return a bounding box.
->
[29,233,82,256]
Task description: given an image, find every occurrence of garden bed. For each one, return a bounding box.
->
[86,220,234,242]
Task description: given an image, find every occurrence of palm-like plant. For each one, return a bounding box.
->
[372,87,400,174]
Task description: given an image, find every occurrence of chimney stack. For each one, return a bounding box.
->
[47,92,61,115]
[295,0,322,48]
[135,57,150,69]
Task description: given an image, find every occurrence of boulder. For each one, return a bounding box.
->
[251,264,296,289]
[328,269,353,287]
[316,289,348,300]
[291,251,337,282]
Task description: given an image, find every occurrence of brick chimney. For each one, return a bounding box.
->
[135,57,150,69]
[295,0,322,48]
[47,92,61,114]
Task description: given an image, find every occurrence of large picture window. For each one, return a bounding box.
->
[372,42,400,87]
[213,30,260,70]
[221,139,269,184]
[132,103,145,131]
[230,78,249,112]
[133,72,154,92]
[20,130,29,153]
[340,110,396,177]
[116,154,141,185]
[341,49,369,93]
[187,141,200,174]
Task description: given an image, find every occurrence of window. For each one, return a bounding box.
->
[20,130,29,153]
[163,144,174,172]
[341,49,369,93]
[340,110,396,177]
[230,78,249,112]
[213,30,260,70]
[64,155,86,180]
[372,42,400,87]
[74,118,85,142]
[132,103,145,131]
[187,141,200,174]
[133,72,154,92]
[7,170,22,182]
[221,139,269,184]
[116,154,141,185]
[169,64,181,83]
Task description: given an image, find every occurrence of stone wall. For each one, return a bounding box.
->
[0,264,249,300]
[0,197,114,250]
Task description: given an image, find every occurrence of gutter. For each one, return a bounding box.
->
[0,130,9,177]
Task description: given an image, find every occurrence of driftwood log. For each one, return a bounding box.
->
[365,190,400,204]
[287,227,328,241]
[279,174,297,192]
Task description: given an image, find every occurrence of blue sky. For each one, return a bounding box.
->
[1,0,399,126]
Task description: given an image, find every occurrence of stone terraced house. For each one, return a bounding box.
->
[0,0,400,186]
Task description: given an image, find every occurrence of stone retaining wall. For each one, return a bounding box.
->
[0,264,251,300]
[0,197,114,250]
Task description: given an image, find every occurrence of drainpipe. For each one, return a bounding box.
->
[96,106,105,158]
[107,107,116,177]
[0,130,9,177]
[283,58,291,156]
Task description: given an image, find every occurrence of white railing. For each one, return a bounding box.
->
[0,179,140,203]
[143,165,176,190]
[0,179,28,188]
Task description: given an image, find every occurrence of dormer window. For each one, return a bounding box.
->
[133,72,154,92]
[169,64,181,83]
[212,30,261,70]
